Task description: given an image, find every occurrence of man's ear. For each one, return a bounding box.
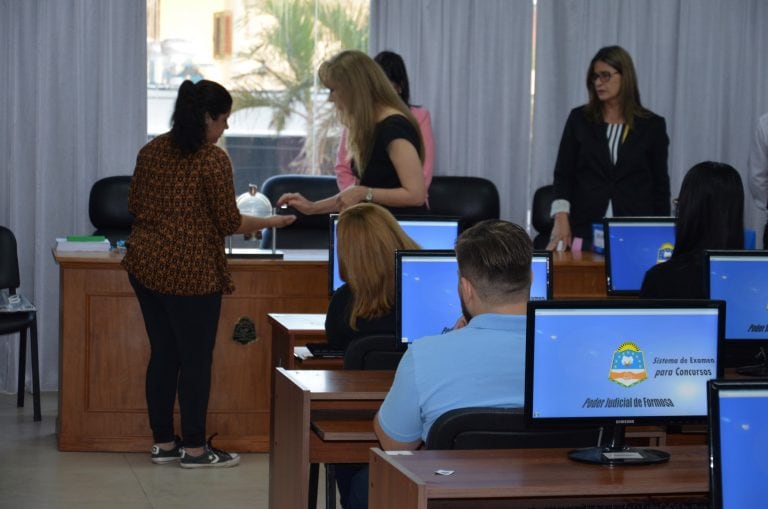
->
[459,276,473,304]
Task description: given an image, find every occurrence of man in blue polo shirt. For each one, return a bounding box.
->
[344,219,531,508]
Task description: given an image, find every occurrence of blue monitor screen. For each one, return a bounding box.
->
[531,253,551,301]
[709,382,768,509]
[329,216,459,294]
[397,251,460,343]
[397,251,551,343]
[604,218,676,295]
[527,304,721,421]
[707,252,768,341]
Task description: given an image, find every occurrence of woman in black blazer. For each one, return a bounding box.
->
[547,46,670,250]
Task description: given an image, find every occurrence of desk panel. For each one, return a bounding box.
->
[269,369,393,509]
[552,251,607,298]
[54,251,328,453]
[369,446,708,508]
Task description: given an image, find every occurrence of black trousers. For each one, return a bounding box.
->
[129,274,222,448]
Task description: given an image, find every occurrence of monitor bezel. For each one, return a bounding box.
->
[603,216,677,296]
[707,378,768,509]
[524,299,725,429]
[394,249,457,344]
[327,214,461,296]
[531,250,554,301]
[704,249,768,369]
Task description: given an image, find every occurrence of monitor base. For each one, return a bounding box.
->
[569,447,670,466]
[226,248,284,259]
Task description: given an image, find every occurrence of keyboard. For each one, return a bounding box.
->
[305,343,345,358]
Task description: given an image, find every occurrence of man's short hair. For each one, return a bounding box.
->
[455,220,533,304]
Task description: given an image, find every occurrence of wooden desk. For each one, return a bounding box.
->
[551,251,607,299]
[268,313,326,369]
[369,445,708,508]
[53,250,329,453]
[269,368,393,509]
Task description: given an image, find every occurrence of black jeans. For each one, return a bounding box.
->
[129,274,222,448]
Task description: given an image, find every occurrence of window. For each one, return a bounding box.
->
[147,0,369,194]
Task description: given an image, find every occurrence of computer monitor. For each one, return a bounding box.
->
[603,217,676,296]
[525,299,723,466]
[531,250,553,301]
[705,250,768,376]
[396,250,553,344]
[708,379,768,509]
[328,215,460,294]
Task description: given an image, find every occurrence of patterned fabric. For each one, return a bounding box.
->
[122,133,241,295]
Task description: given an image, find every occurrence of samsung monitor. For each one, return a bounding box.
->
[525,299,723,465]
[705,250,768,376]
[396,250,553,344]
[708,379,768,509]
[603,217,676,296]
[328,215,460,294]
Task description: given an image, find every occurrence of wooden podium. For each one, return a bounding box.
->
[53,250,329,452]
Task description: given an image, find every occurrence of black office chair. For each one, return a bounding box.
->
[0,226,41,421]
[342,334,405,371]
[428,176,500,231]
[88,175,134,245]
[426,406,602,450]
[258,174,339,249]
[531,184,555,249]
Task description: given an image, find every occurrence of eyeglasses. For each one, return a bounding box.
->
[590,71,620,83]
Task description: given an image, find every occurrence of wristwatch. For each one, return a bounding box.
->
[365,187,374,202]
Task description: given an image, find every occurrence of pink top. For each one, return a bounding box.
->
[334,106,434,195]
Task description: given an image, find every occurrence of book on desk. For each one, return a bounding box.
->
[56,236,111,252]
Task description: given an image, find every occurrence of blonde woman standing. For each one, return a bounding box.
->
[278,50,427,215]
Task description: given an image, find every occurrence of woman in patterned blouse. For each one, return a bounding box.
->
[123,79,295,468]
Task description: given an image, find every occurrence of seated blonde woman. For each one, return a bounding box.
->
[324,202,420,352]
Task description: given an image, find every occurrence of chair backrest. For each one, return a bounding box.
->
[343,334,405,370]
[531,184,555,249]
[425,406,602,450]
[258,174,339,249]
[88,176,134,244]
[0,226,21,291]
[428,176,500,231]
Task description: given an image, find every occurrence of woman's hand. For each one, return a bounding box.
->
[263,214,297,228]
[336,185,368,211]
[236,213,296,235]
[276,192,314,215]
[546,212,572,251]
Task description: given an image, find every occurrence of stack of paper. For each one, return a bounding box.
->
[56,235,111,252]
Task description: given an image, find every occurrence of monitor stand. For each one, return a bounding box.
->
[568,425,670,466]
[735,348,768,378]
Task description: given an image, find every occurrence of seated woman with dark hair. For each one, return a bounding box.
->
[640,161,744,298]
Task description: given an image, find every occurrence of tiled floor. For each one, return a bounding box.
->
[0,392,329,509]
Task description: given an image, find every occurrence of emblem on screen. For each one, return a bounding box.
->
[656,242,674,264]
[608,342,647,387]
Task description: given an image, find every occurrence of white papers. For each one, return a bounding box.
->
[294,346,313,360]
